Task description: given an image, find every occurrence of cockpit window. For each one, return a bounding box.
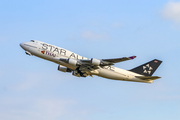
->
[30,40,35,42]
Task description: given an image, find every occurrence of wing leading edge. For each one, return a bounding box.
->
[80,56,136,65]
[102,56,136,63]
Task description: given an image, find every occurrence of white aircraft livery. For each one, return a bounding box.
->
[20,40,162,83]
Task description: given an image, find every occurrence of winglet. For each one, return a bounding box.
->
[129,56,136,60]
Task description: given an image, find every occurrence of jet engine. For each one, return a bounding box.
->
[58,65,72,72]
[91,58,102,66]
[68,59,81,66]
[60,58,81,66]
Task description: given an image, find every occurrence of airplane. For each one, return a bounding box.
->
[20,40,162,83]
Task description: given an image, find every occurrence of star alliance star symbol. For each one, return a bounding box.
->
[143,64,153,74]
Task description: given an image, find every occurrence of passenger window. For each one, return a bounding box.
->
[30,40,35,42]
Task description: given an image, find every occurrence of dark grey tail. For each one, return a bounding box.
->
[129,59,162,76]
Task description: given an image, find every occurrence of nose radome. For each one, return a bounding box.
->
[20,43,23,48]
[20,42,26,49]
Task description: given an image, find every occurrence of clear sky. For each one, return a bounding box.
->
[0,0,180,120]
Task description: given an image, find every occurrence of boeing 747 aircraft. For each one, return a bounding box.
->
[20,40,162,83]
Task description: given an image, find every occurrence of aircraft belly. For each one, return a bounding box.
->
[123,78,154,83]
[97,69,126,80]
[96,69,153,83]
[29,50,154,83]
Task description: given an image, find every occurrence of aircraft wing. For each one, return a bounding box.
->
[80,56,136,65]
[59,56,136,72]
[135,76,161,80]
[102,56,136,63]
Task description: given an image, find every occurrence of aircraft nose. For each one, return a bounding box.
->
[20,42,25,49]
[20,43,23,48]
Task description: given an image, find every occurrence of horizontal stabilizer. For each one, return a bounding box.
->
[135,76,161,80]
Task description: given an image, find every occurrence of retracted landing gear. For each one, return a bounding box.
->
[72,70,88,77]
[72,67,89,77]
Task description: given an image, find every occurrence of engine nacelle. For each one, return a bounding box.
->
[91,58,102,66]
[58,65,72,72]
[67,59,81,66]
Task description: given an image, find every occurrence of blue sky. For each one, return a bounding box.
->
[1,0,180,120]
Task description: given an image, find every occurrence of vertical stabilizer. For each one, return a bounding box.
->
[129,59,162,76]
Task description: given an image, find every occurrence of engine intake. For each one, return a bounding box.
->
[68,59,81,66]
[91,58,102,66]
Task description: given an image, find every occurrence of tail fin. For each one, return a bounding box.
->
[129,59,162,76]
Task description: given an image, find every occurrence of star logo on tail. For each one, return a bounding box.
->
[143,64,153,74]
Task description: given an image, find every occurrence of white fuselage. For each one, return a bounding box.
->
[20,40,153,83]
